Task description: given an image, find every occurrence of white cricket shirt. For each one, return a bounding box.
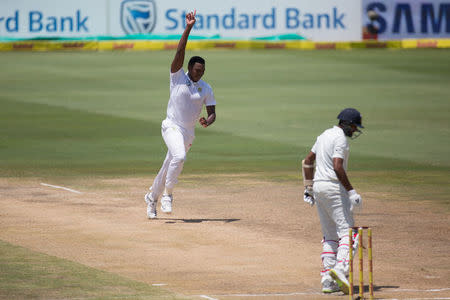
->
[165,68,216,132]
[311,126,349,182]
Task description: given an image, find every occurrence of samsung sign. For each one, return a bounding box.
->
[0,0,361,41]
[363,0,450,40]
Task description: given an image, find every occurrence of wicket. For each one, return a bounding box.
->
[349,226,374,300]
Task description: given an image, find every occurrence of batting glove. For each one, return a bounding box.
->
[348,189,362,208]
[304,185,314,206]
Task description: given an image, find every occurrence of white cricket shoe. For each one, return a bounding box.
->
[161,194,173,213]
[145,192,157,219]
[322,278,340,293]
[329,268,350,295]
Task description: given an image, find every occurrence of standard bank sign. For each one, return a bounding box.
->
[0,0,362,41]
[0,0,159,38]
[119,0,362,41]
[120,0,156,34]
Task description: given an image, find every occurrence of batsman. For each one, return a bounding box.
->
[301,108,364,294]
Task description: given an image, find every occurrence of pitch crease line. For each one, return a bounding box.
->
[206,288,450,298]
[379,298,450,300]
[417,298,450,300]
[206,291,322,297]
[392,288,450,292]
[40,183,82,194]
[200,296,219,300]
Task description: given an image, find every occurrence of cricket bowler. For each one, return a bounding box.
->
[145,10,217,219]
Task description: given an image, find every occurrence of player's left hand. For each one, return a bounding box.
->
[304,185,314,206]
[348,189,362,207]
[199,117,208,128]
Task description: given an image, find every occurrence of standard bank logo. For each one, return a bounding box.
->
[121,0,156,34]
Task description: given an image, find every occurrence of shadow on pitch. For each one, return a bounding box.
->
[353,285,400,295]
[157,218,240,224]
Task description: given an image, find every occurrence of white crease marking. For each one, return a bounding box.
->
[40,183,82,194]
[200,296,219,300]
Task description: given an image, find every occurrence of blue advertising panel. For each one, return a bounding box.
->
[362,0,450,40]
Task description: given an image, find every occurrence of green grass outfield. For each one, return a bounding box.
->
[1,50,449,190]
[1,49,449,172]
[0,240,185,299]
[0,49,449,298]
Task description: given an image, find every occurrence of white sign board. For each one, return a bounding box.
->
[0,0,106,38]
[108,0,362,41]
[0,0,362,41]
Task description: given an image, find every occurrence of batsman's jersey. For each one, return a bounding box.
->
[166,68,216,133]
[311,126,349,182]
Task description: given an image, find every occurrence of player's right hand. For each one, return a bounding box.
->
[304,185,314,206]
[186,10,196,27]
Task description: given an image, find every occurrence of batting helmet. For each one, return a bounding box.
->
[337,108,364,128]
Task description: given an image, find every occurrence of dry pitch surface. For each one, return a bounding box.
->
[0,175,449,299]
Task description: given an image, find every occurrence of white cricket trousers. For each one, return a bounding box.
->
[150,119,194,200]
[314,180,354,278]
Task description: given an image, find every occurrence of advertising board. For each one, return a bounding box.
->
[362,0,450,40]
[1,0,362,41]
[0,0,106,38]
[108,0,362,41]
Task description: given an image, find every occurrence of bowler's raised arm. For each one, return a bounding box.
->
[171,10,196,73]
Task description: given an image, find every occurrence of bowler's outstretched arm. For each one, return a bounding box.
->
[171,10,196,73]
